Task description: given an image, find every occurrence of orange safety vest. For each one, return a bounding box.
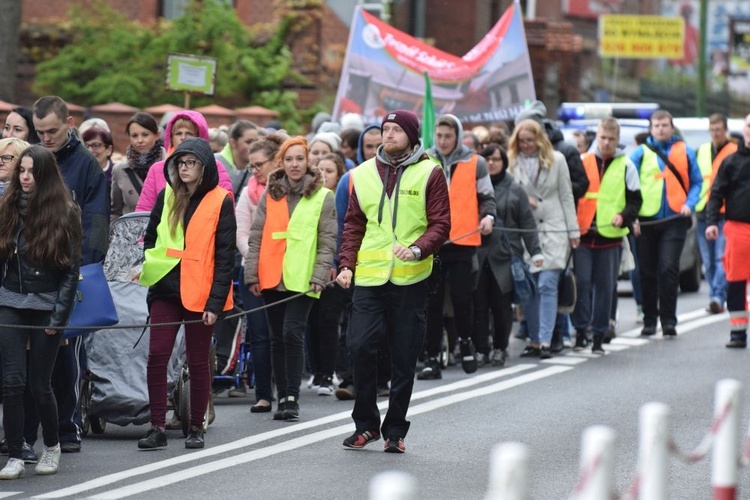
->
[164,187,233,313]
[258,196,290,291]
[698,142,737,213]
[448,156,480,246]
[655,142,690,213]
[577,154,600,236]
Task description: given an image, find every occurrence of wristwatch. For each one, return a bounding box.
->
[409,246,422,261]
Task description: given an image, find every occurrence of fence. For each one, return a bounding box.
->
[369,379,748,499]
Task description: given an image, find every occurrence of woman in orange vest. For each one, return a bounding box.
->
[244,136,337,422]
[138,137,236,451]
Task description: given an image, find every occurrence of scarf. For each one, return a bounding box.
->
[516,152,540,186]
[490,170,506,187]
[246,175,266,206]
[126,138,165,180]
[384,144,417,167]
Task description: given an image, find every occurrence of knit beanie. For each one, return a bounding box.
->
[514,100,547,127]
[381,110,420,147]
[310,132,342,153]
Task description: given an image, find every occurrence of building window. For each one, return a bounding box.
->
[160,0,234,19]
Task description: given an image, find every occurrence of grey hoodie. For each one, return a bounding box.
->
[426,114,496,241]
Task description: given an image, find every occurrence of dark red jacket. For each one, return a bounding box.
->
[339,152,451,271]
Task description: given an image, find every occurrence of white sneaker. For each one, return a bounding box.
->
[0,458,25,480]
[35,444,61,475]
[306,374,316,388]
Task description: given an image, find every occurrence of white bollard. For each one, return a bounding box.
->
[369,470,417,500]
[712,379,742,500]
[485,442,530,500]
[638,402,670,500]
[571,425,617,500]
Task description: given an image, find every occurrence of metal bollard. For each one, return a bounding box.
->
[571,425,617,500]
[638,402,670,500]
[485,442,530,500]
[369,470,417,500]
[712,379,742,500]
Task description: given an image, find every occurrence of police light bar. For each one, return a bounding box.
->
[557,103,659,122]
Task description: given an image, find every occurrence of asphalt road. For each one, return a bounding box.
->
[2,282,749,499]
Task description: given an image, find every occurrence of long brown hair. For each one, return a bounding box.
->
[167,160,203,238]
[0,145,80,268]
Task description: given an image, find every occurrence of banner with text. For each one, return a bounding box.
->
[332,3,535,125]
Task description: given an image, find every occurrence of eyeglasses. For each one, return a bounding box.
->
[250,159,270,171]
[0,154,16,164]
[177,159,202,170]
[86,142,105,150]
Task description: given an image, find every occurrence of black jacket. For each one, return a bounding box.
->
[143,138,237,314]
[707,141,750,226]
[546,124,589,203]
[2,204,82,327]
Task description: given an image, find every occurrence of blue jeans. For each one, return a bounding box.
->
[696,218,727,305]
[525,270,561,346]
[239,268,273,403]
[571,245,620,337]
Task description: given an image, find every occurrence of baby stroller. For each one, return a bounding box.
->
[79,212,186,435]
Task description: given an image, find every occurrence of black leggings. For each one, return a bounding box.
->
[474,262,514,354]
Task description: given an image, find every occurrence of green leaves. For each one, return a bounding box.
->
[33,0,303,130]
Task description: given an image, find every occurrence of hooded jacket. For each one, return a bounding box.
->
[244,165,337,291]
[55,131,109,264]
[426,114,495,258]
[142,137,236,314]
[339,140,451,270]
[135,111,234,212]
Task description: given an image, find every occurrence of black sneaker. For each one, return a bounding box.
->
[185,426,205,449]
[726,338,747,348]
[662,326,677,337]
[342,430,381,449]
[539,346,552,359]
[273,398,287,420]
[640,325,657,336]
[459,339,477,374]
[318,376,334,396]
[519,345,540,357]
[603,321,616,344]
[282,397,299,421]
[592,337,605,354]
[138,427,167,450]
[384,437,406,453]
[573,331,589,352]
[417,358,442,380]
[21,441,38,464]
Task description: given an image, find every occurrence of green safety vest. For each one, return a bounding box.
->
[695,143,712,212]
[140,184,184,286]
[579,154,629,239]
[351,158,437,286]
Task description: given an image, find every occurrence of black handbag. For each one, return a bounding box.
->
[557,251,576,314]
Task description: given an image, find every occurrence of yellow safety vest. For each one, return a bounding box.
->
[351,158,437,286]
[695,142,736,213]
[577,153,629,239]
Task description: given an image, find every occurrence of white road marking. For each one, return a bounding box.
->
[32,365,536,499]
[0,494,23,499]
[83,366,572,500]
[541,357,589,365]
[610,337,650,346]
[602,343,630,351]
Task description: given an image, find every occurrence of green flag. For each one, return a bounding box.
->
[421,71,435,149]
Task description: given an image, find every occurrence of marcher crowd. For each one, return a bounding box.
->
[1,95,749,478]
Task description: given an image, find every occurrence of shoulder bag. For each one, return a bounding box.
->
[64,262,119,338]
[557,251,577,314]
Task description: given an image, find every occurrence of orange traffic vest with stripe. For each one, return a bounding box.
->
[577,153,629,238]
[695,141,737,213]
[447,156,480,246]
[257,187,329,298]
[638,142,689,216]
[140,185,233,313]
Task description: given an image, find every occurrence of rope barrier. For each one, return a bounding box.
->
[668,399,732,464]
[0,281,336,333]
